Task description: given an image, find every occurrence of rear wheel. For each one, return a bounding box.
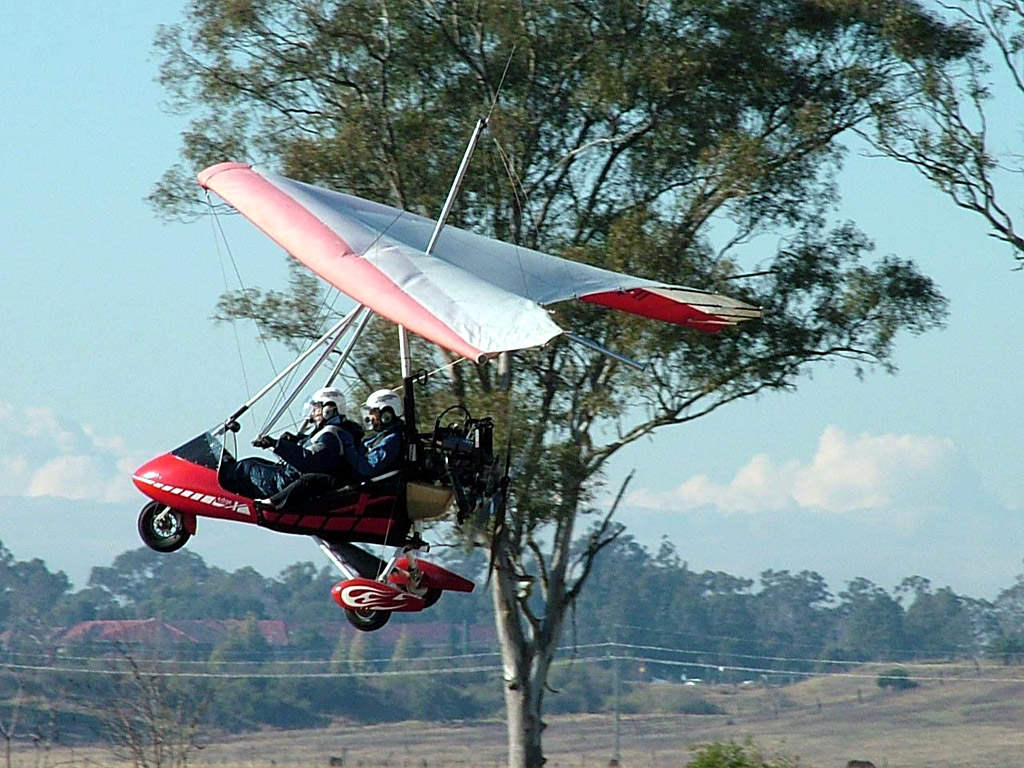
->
[345,608,391,632]
[422,588,442,608]
[138,502,191,553]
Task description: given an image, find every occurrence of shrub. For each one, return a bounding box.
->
[876,667,918,691]
[688,739,800,767]
[621,683,724,715]
[546,665,612,714]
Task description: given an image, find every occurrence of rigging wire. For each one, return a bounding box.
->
[259,274,355,436]
[490,136,535,301]
[209,198,282,384]
[208,195,311,433]
[486,44,517,124]
[474,56,547,504]
[207,194,253,400]
[207,192,359,435]
[393,355,469,393]
[255,292,339,437]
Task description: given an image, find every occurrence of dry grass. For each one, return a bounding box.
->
[12,662,1024,768]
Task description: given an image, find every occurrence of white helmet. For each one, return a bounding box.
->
[309,387,346,421]
[364,389,403,426]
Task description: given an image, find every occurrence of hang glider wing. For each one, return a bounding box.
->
[198,163,761,362]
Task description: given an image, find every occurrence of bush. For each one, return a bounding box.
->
[688,739,800,768]
[876,667,918,691]
[621,683,724,715]
[546,665,613,714]
[986,631,1024,665]
[399,676,480,721]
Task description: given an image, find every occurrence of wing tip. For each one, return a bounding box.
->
[197,162,253,189]
[581,287,762,331]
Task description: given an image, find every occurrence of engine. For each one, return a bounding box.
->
[416,407,499,522]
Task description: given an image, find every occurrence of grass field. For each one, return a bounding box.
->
[14,661,1024,768]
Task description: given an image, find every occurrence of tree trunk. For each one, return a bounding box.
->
[502,676,545,768]
[488,465,580,768]
[492,536,547,768]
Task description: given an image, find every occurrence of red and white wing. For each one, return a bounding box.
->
[198,163,760,361]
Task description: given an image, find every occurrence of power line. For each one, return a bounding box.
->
[601,655,1024,684]
[608,622,983,656]
[1,641,1012,676]
[606,642,993,673]
[1,648,505,668]
[0,659,502,680]
[4,645,1023,684]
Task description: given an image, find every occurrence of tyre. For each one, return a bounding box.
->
[422,588,442,608]
[345,608,391,632]
[137,502,191,553]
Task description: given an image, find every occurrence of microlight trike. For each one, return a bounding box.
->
[132,119,760,631]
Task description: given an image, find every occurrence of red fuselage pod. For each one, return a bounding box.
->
[132,451,253,529]
[132,433,411,546]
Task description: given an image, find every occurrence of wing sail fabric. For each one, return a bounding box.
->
[583,286,761,331]
[198,163,760,361]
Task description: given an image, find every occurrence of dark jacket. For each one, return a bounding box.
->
[346,419,404,479]
[273,414,356,478]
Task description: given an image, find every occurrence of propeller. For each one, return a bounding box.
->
[483,433,516,584]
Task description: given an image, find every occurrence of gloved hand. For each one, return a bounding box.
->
[252,434,277,450]
[277,431,298,443]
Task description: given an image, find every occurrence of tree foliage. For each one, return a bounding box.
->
[876,666,919,690]
[151,0,957,515]
[835,577,908,659]
[865,0,1024,266]
[147,2,975,765]
[6,540,1024,736]
[688,739,800,768]
[100,655,208,768]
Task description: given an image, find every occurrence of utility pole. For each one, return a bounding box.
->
[612,624,621,765]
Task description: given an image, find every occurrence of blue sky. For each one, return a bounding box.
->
[1,3,1022,599]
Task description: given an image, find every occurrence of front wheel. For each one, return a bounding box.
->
[345,608,391,632]
[138,502,191,553]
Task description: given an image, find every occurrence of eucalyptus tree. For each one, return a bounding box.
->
[153,2,970,765]
[866,0,1024,266]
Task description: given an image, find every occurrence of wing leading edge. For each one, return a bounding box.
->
[198,163,760,361]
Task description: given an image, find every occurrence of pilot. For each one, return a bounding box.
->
[346,389,406,479]
[224,387,359,501]
[253,389,403,511]
[265,387,364,476]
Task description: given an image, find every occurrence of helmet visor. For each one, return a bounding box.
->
[362,406,378,429]
[302,398,329,419]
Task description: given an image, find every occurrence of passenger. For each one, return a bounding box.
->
[347,389,406,479]
[221,387,358,503]
[268,388,406,511]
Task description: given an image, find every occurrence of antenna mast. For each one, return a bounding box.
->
[398,117,490,433]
